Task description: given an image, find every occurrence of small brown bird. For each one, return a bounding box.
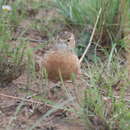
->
[0,60,24,86]
[41,31,80,82]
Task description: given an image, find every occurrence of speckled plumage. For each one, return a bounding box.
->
[42,31,80,82]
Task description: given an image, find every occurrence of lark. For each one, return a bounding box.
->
[39,31,81,82]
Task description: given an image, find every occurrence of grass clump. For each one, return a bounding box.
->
[54,0,129,48]
[84,86,130,130]
[0,11,25,85]
[83,58,130,130]
[55,0,119,26]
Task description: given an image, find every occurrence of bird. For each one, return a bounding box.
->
[0,60,24,86]
[37,31,81,82]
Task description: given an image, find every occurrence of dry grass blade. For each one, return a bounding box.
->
[79,8,102,64]
[0,93,75,113]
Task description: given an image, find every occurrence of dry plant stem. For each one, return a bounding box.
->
[58,70,80,111]
[0,93,44,105]
[38,68,49,96]
[0,93,73,112]
[72,81,81,108]
[42,68,49,94]
[58,70,73,99]
[79,8,102,64]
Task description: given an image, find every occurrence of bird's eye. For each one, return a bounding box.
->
[67,39,70,42]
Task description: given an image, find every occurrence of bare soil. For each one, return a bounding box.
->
[0,73,87,130]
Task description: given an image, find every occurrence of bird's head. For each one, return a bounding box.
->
[56,31,75,48]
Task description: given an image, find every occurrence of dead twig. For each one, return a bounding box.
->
[0,93,75,112]
[0,93,43,105]
[79,8,102,64]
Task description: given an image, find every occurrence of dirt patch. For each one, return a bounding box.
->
[0,72,87,130]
